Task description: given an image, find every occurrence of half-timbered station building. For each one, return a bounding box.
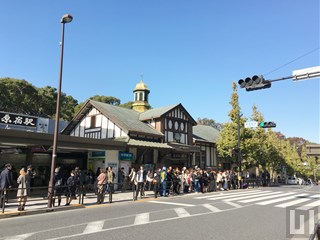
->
[62,80,219,176]
[0,79,220,185]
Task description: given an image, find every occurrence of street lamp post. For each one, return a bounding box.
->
[48,14,73,208]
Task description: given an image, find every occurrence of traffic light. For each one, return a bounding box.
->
[259,121,276,128]
[238,75,271,91]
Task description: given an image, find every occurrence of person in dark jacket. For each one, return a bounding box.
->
[0,163,14,207]
[65,170,76,206]
[53,167,64,207]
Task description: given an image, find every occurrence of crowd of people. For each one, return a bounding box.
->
[1,162,266,209]
[127,165,246,200]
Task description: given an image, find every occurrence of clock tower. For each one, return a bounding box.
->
[132,79,151,113]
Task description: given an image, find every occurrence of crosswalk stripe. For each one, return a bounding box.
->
[206,191,271,201]
[174,208,190,217]
[275,198,313,208]
[223,201,242,208]
[148,201,195,207]
[296,200,320,211]
[83,221,104,234]
[134,213,150,225]
[239,192,296,203]
[202,204,222,212]
[216,191,281,202]
[194,190,262,199]
[256,193,309,205]
[4,233,34,240]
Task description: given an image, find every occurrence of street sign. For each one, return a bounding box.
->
[306,144,320,157]
[244,121,258,128]
[292,66,320,81]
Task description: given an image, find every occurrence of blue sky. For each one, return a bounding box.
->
[0,1,319,143]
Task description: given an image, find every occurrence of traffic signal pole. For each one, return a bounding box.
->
[237,112,242,187]
[238,66,320,91]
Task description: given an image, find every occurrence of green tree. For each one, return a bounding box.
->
[0,78,78,121]
[196,117,223,131]
[74,95,121,113]
[217,82,247,167]
[119,101,134,109]
[0,78,39,115]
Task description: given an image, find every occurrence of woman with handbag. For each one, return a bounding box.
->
[17,168,30,211]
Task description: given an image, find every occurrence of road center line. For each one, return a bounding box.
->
[174,208,190,217]
[148,201,195,207]
[83,221,104,234]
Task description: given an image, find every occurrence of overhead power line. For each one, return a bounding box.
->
[264,47,319,76]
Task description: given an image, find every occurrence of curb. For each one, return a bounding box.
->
[0,204,85,219]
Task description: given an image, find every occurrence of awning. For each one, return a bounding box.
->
[127,139,173,150]
[167,142,200,152]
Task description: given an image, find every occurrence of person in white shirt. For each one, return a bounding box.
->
[135,166,146,200]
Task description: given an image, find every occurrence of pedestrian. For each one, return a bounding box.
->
[16,168,30,211]
[135,165,146,200]
[65,170,76,206]
[0,163,14,207]
[118,168,125,192]
[96,169,107,204]
[53,167,63,207]
[160,166,167,197]
[27,165,36,195]
[208,170,217,192]
[107,167,115,194]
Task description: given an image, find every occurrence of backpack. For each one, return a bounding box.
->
[67,176,75,186]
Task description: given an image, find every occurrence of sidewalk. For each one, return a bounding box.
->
[0,190,156,219]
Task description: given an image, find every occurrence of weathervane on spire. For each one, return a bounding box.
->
[140,73,144,82]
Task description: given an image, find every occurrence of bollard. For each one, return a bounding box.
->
[109,183,112,203]
[133,184,136,201]
[1,190,5,213]
[154,183,157,198]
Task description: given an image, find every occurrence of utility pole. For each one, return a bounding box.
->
[237,112,242,187]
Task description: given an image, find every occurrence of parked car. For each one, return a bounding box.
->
[287,176,297,185]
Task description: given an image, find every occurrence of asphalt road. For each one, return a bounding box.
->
[0,184,319,240]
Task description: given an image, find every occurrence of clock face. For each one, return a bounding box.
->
[174,121,179,130]
[168,120,172,129]
[180,122,184,131]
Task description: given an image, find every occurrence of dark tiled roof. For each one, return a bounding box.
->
[139,104,179,120]
[193,125,220,143]
[90,100,163,137]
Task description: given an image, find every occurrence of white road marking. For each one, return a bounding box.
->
[296,200,320,211]
[83,220,104,234]
[223,201,242,208]
[148,201,195,207]
[275,198,313,208]
[206,191,273,201]
[213,191,280,202]
[4,233,34,240]
[194,190,263,199]
[134,213,150,225]
[44,205,249,240]
[256,193,309,205]
[239,192,296,203]
[174,208,190,217]
[202,204,222,212]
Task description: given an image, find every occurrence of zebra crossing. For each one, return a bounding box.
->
[194,189,320,210]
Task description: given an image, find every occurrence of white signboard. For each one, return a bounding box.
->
[244,121,258,128]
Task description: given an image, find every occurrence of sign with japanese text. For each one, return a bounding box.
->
[119,151,134,161]
[0,111,37,128]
